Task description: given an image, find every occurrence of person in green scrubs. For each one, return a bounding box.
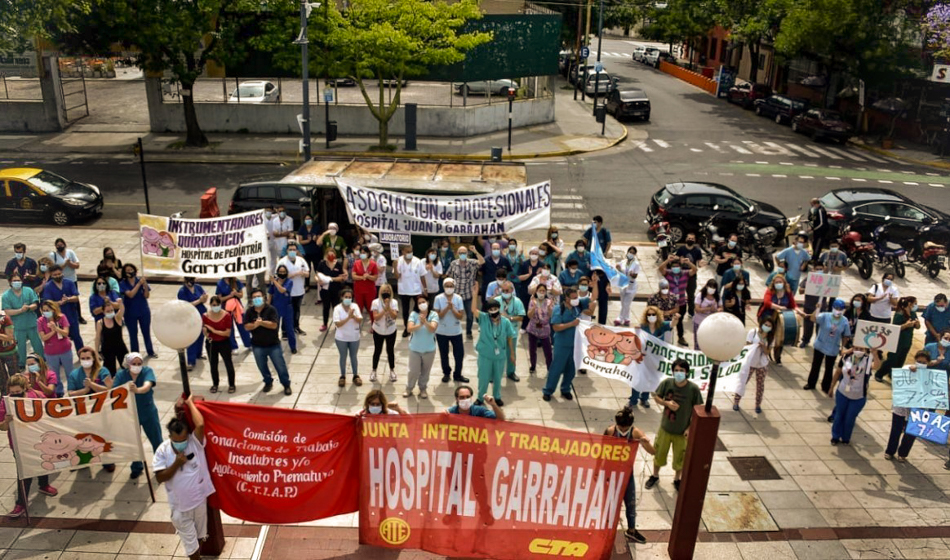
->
[1,273,43,368]
[496,281,525,382]
[472,283,516,407]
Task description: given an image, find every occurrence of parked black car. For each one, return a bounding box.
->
[229,179,315,230]
[727,83,772,109]
[0,168,103,226]
[791,109,853,143]
[818,188,950,245]
[754,95,808,124]
[605,89,650,121]
[646,182,788,244]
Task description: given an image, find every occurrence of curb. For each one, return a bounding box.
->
[848,140,950,171]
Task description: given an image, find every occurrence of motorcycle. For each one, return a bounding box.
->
[784,206,812,246]
[870,224,908,278]
[896,219,948,279]
[838,225,874,279]
[737,221,777,272]
[696,213,724,259]
[646,217,672,263]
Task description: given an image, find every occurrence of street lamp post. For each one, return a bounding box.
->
[152,299,225,556]
[298,0,311,161]
[592,0,604,116]
[668,312,746,560]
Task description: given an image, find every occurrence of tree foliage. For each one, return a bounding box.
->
[924,3,950,60]
[712,0,786,82]
[0,0,92,56]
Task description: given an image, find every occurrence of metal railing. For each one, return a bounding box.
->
[0,74,43,100]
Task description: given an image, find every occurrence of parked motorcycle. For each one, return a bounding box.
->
[870,224,908,278]
[737,221,777,272]
[646,217,672,263]
[896,219,948,279]
[838,225,875,279]
[696,213,724,259]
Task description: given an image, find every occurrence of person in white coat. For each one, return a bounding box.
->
[614,246,641,326]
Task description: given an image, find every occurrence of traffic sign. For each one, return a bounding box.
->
[324,90,333,102]
[595,62,603,72]
[581,46,590,58]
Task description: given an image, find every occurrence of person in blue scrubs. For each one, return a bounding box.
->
[112,352,162,479]
[216,277,252,351]
[177,277,208,369]
[119,264,156,358]
[42,264,83,350]
[89,276,120,322]
[268,265,297,354]
[543,287,593,402]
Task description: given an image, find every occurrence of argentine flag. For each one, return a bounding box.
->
[589,222,629,289]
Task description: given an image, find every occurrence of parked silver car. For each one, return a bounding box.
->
[228,81,280,103]
[453,79,518,96]
[584,72,614,96]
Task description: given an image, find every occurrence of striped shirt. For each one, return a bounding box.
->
[664,271,690,306]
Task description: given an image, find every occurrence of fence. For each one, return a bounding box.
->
[160,75,554,107]
[0,75,43,100]
[658,61,717,95]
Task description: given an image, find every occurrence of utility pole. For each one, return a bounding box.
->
[582,0,592,102]
[573,9,582,101]
[592,0,604,117]
[136,138,150,214]
[296,0,313,161]
[325,0,331,149]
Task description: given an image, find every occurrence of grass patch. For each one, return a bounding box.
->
[368,144,398,152]
[165,140,223,151]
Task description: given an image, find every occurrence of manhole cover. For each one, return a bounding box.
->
[716,437,728,452]
[727,456,781,481]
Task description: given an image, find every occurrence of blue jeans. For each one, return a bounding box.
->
[629,390,650,406]
[623,472,636,528]
[276,304,296,352]
[65,309,84,351]
[125,313,155,355]
[543,345,575,397]
[252,344,290,387]
[832,392,866,443]
[186,332,204,366]
[437,333,465,379]
[131,407,164,475]
[786,276,801,295]
[229,321,253,350]
[45,349,72,397]
[336,339,360,377]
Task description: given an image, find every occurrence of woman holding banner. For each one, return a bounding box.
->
[758,274,797,365]
[360,389,407,415]
[114,353,163,479]
[873,297,919,383]
[827,343,880,445]
[923,329,950,373]
[733,316,775,414]
[1,374,57,518]
[630,306,681,408]
[37,301,71,397]
[885,350,931,462]
[66,347,117,473]
[604,406,654,544]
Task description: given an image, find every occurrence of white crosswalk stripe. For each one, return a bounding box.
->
[784,143,820,158]
[824,146,866,161]
[804,145,843,159]
[652,139,670,148]
[633,141,653,152]
[728,144,753,154]
[854,151,889,163]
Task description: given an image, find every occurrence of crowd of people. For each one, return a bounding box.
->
[1,204,948,547]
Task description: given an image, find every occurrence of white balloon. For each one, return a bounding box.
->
[152,299,204,350]
[696,312,747,362]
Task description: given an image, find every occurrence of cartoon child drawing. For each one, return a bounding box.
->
[141,227,162,256]
[157,232,176,258]
[75,433,113,465]
[35,431,81,471]
[585,325,622,363]
[614,332,645,365]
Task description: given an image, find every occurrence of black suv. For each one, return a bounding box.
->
[228,179,315,230]
[819,188,950,244]
[605,89,651,121]
[754,95,808,124]
[646,182,788,243]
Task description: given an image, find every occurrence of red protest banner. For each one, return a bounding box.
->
[358,414,636,560]
[195,401,359,524]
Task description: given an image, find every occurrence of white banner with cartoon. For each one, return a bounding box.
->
[573,323,756,394]
[7,383,146,479]
[138,210,269,278]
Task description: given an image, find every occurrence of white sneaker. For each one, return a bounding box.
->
[370,370,378,382]
[389,369,397,382]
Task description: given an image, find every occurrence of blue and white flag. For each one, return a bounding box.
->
[589,223,628,288]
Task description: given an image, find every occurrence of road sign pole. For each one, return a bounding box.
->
[137,137,150,214]
[593,0,604,117]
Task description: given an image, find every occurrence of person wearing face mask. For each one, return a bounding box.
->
[713,234,740,286]
[368,243,388,291]
[215,277,253,352]
[0,308,16,395]
[645,358,703,491]
[343,243,361,291]
[297,213,322,291]
[885,350,932,462]
[874,297,919,383]
[445,245,485,340]
[37,301,71,396]
[100,247,124,279]
[67,346,112,396]
[153,396,215,560]
[659,255,698,346]
[434,278,468,384]
[827,344,880,445]
[565,240,592,277]
[268,265,297,355]
[719,257,751,295]
[720,277,751,326]
[2,272,43,368]
[775,234,811,294]
[34,256,54,300]
[759,274,797,364]
[517,247,544,331]
[245,288,292,395]
[371,284,400,383]
[360,389,407,416]
[316,248,347,332]
[604,406,654,544]
[496,281,526,382]
[113,353,163,478]
[544,226,565,269]
[446,385,504,419]
[764,258,788,289]
[405,295,439,399]
[809,198,830,260]
[24,353,56,398]
[526,284,554,375]
[801,298,851,392]
[437,239,455,291]
[422,248,443,304]
[733,317,775,413]
[317,222,348,261]
[528,263,563,297]
[471,288,516,406]
[867,273,899,323]
[922,294,949,345]
[674,234,704,316]
[350,245,379,316]
[539,241,560,274]
[202,296,236,393]
[42,264,83,351]
[177,277,208,370]
[272,205,294,258]
[584,215,612,254]
[396,245,427,337]
[922,328,950,373]
[480,242,511,303]
[5,243,39,290]
[1,374,57,517]
[818,241,848,275]
[692,279,721,350]
[276,241,310,335]
[486,269,509,301]
[543,287,592,402]
[558,259,582,289]
[333,288,363,388]
[89,275,120,322]
[505,239,524,295]
[49,238,83,322]
[844,294,871,347]
[119,264,157,358]
[95,299,128,375]
[261,205,279,273]
[632,306,681,407]
[614,246,641,327]
[798,261,830,349]
[647,280,679,342]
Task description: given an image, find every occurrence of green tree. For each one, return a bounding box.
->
[642,0,715,66]
[0,0,92,56]
[712,0,787,82]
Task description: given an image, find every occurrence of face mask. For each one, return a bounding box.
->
[343,298,353,306]
[488,308,501,317]
[570,298,580,306]
[253,296,264,307]
[576,247,585,254]
[627,253,636,260]
[277,273,288,279]
[444,287,455,296]
[382,293,391,300]
[329,229,338,236]
[728,241,736,248]
[105,311,116,319]
[661,288,669,295]
[833,310,843,318]
[11,281,22,290]
[52,276,63,283]
[368,405,383,414]
[404,254,413,262]
[502,292,513,300]
[509,246,518,253]
[774,283,784,291]
[776,267,785,274]
[28,364,39,373]
[492,250,500,258]
[172,440,189,453]
[428,254,436,261]
[418,303,428,312]
[883,279,893,287]
[186,281,194,287]
[327,255,336,262]
[264,211,272,219]
[830,247,839,253]
[287,250,297,258]
[912,304,919,312]
[42,311,52,319]
[852,301,862,309]
[647,315,657,323]
[130,365,143,374]
[40,265,48,273]
[762,325,772,333]
[853,350,865,358]
[736,284,746,291]
[97,284,107,292]
[673,371,686,383]
[80,359,94,368]
[459,254,468,261]
[360,253,368,260]
[305,219,313,227]
[126,271,135,278]
[941,340,950,348]
[707,287,716,295]
[441,247,448,253]
[936,305,947,313]
[671,267,682,274]
[551,233,559,239]
[458,398,473,410]
[530,255,539,262]
[279,211,286,219]
[211,305,222,313]
[14,252,23,260]
[569,268,578,274]
[733,264,741,271]
[686,240,695,246]
[796,243,804,250]
[536,292,546,299]
[579,285,589,293]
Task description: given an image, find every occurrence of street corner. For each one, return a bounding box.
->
[848,137,950,172]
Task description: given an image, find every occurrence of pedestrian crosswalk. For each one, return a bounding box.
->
[630,138,899,164]
[549,192,591,231]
